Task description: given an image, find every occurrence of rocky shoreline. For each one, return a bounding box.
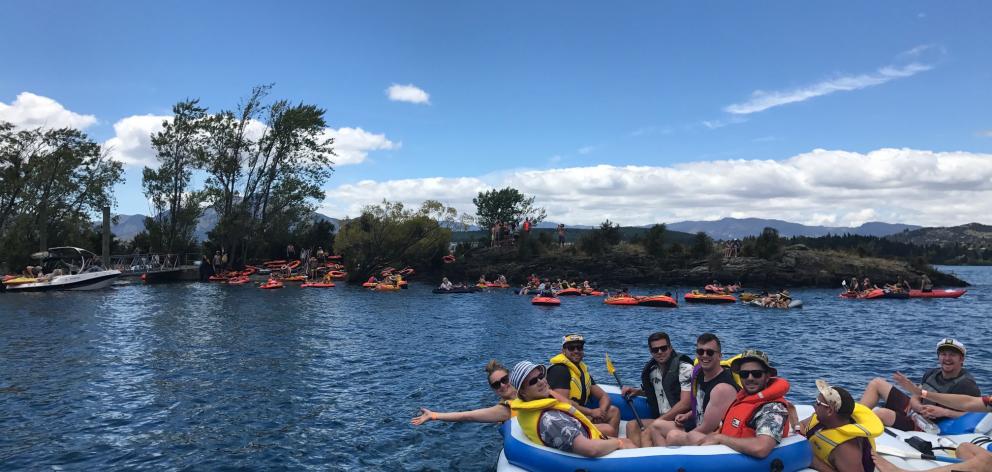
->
[431,244,968,289]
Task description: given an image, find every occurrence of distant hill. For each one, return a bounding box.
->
[450,226,696,245]
[885,223,992,248]
[665,217,920,240]
[106,210,341,241]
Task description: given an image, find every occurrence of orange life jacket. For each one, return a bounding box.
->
[719,377,791,438]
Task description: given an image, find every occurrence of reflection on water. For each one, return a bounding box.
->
[1,269,990,470]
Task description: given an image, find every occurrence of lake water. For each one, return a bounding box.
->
[2,266,990,470]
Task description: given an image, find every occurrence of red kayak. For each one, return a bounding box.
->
[909,289,966,299]
[604,296,639,306]
[638,295,678,308]
[556,287,583,296]
[532,296,561,306]
[259,280,284,289]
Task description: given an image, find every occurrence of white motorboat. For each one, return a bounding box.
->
[2,247,121,292]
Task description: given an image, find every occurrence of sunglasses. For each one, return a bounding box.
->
[650,344,671,354]
[564,344,584,352]
[738,369,766,379]
[815,399,831,409]
[527,371,546,387]
[489,375,510,390]
[696,348,718,357]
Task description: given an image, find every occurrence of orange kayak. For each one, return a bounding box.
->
[638,295,678,308]
[532,296,561,306]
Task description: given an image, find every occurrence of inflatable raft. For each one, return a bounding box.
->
[909,289,966,298]
[301,282,335,288]
[259,280,283,289]
[684,291,736,304]
[604,296,639,306]
[531,296,561,306]
[745,299,803,309]
[497,385,812,472]
[556,287,582,296]
[637,295,678,308]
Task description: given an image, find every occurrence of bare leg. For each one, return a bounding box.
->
[860,377,894,408]
[665,429,690,446]
[627,418,655,447]
[595,422,617,438]
[873,407,897,427]
[649,420,679,446]
[606,405,621,434]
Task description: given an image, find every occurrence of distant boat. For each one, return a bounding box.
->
[2,247,121,292]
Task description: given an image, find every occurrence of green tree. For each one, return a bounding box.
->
[142,99,209,253]
[642,223,667,258]
[690,231,712,259]
[0,123,123,268]
[472,187,546,233]
[578,219,621,255]
[754,226,781,259]
[334,200,454,280]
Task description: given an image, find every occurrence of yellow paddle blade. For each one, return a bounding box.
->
[605,353,616,375]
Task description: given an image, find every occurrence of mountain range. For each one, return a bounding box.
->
[107,214,920,242]
[884,222,992,248]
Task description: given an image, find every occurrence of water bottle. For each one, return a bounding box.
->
[909,410,941,434]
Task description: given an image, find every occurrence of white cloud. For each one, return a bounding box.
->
[725,63,932,115]
[577,146,595,155]
[977,129,992,138]
[323,127,398,166]
[321,148,992,228]
[386,84,430,104]
[0,92,97,130]
[103,114,171,167]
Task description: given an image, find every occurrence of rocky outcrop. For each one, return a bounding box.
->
[431,245,967,288]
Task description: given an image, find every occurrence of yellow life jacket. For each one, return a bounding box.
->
[549,353,593,404]
[509,397,605,446]
[805,403,883,466]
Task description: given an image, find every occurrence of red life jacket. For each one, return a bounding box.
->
[719,377,791,438]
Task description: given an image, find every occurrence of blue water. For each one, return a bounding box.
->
[1,267,990,470]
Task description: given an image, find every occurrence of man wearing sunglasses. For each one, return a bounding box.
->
[698,350,791,458]
[508,361,635,457]
[802,380,883,472]
[647,332,739,446]
[548,334,622,436]
[620,331,694,446]
[859,338,980,433]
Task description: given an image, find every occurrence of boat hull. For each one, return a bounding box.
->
[4,271,121,292]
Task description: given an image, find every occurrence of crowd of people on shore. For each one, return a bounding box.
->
[412,333,991,471]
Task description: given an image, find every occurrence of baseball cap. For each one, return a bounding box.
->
[816,379,855,416]
[936,338,966,356]
[562,333,585,347]
[731,349,778,377]
[509,361,546,391]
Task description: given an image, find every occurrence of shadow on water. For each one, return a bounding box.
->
[1,268,990,470]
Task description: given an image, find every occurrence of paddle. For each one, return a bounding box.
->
[875,444,962,463]
[605,353,645,431]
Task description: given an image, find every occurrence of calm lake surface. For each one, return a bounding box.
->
[2,266,990,470]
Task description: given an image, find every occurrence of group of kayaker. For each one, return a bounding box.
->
[844,274,932,296]
[413,332,991,471]
[518,274,600,295]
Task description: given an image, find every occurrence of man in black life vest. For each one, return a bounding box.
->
[647,332,739,446]
[620,331,694,446]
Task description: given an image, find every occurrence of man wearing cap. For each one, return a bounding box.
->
[620,331,695,446]
[547,334,621,436]
[802,380,883,472]
[859,337,981,432]
[647,332,739,446]
[698,350,791,458]
[507,361,635,457]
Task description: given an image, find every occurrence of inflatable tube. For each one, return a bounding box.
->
[373,284,401,292]
[227,277,251,285]
[399,268,415,276]
[486,283,511,288]
[432,287,480,294]
[684,292,736,304]
[910,289,966,299]
[745,299,803,309]
[556,287,582,296]
[328,270,348,279]
[638,295,678,308]
[286,260,301,270]
[262,259,287,267]
[208,275,228,282]
[531,296,560,306]
[604,296,639,306]
[259,280,283,289]
[500,385,812,472]
[327,255,342,260]
[362,282,377,288]
[301,282,335,288]
[442,255,456,263]
[241,267,258,276]
[282,275,307,282]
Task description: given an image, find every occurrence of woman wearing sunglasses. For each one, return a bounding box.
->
[508,361,636,457]
[411,360,517,426]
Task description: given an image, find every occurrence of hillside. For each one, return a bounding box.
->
[105,210,341,241]
[666,217,919,240]
[450,226,697,246]
[885,223,992,248]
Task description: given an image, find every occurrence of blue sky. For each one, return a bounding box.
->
[3,1,991,226]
